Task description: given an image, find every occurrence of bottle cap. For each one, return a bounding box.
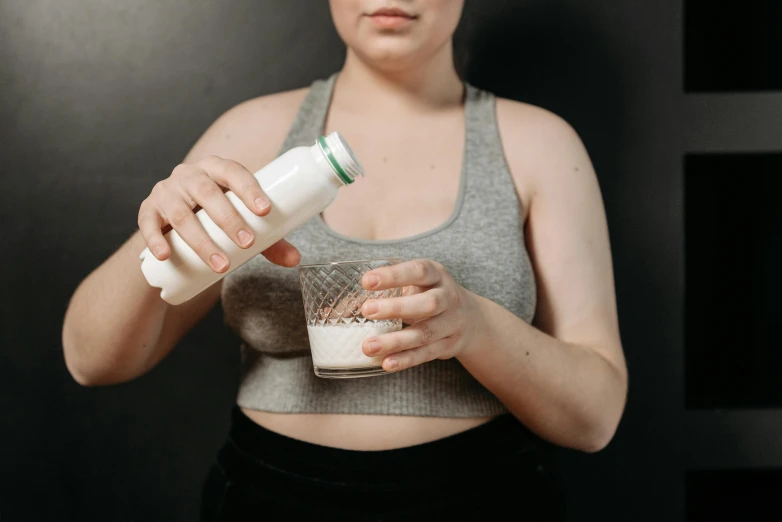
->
[318,132,365,185]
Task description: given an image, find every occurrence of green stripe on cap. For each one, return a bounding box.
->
[318,136,353,185]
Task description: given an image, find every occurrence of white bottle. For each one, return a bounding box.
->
[140,132,364,305]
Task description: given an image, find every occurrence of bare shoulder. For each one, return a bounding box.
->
[185,88,309,170]
[495,97,596,207]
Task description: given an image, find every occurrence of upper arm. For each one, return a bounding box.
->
[497,100,625,374]
[150,88,307,360]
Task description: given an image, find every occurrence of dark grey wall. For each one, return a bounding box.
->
[2,1,778,521]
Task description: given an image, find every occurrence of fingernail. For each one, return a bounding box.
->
[386,358,399,370]
[365,274,380,288]
[211,254,228,271]
[154,245,166,257]
[363,301,378,315]
[255,198,271,212]
[237,229,253,246]
[366,340,382,355]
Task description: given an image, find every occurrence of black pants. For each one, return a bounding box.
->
[201,408,565,521]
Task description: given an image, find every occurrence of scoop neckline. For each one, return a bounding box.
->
[314,75,471,246]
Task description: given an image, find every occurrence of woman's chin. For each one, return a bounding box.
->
[354,45,429,72]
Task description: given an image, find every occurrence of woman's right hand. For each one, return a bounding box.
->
[138,155,301,272]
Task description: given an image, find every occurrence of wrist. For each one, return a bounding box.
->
[456,290,492,363]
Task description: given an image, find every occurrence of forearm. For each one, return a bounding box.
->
[62,231,170,385]
[458,294,627,452]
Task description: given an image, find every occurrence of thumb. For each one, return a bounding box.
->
[262,239,301,268]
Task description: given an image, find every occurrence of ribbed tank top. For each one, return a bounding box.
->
[222,75,537,417]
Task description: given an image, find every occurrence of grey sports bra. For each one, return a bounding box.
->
[222,75,537,417]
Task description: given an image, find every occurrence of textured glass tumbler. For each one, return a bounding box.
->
[299,259,403,378]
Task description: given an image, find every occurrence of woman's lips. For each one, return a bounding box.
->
[367,8,417,29]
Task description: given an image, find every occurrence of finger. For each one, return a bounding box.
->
[382,336,458,372]
[262,239,301,268]
[201,156,272,216]
[363,314,451,357]
[402,285,424,297]
[361,288,449,321]
[184,172,255,249]
[138,207,170,260]
[164,202,230,273]
[363,260,441,291]
[332,295,363,319]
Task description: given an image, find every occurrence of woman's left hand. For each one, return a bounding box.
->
[360,259,479,372]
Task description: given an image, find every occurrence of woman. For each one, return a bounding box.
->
[62,0,627,520]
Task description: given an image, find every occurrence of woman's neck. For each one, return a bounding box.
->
[335,44,464,114]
